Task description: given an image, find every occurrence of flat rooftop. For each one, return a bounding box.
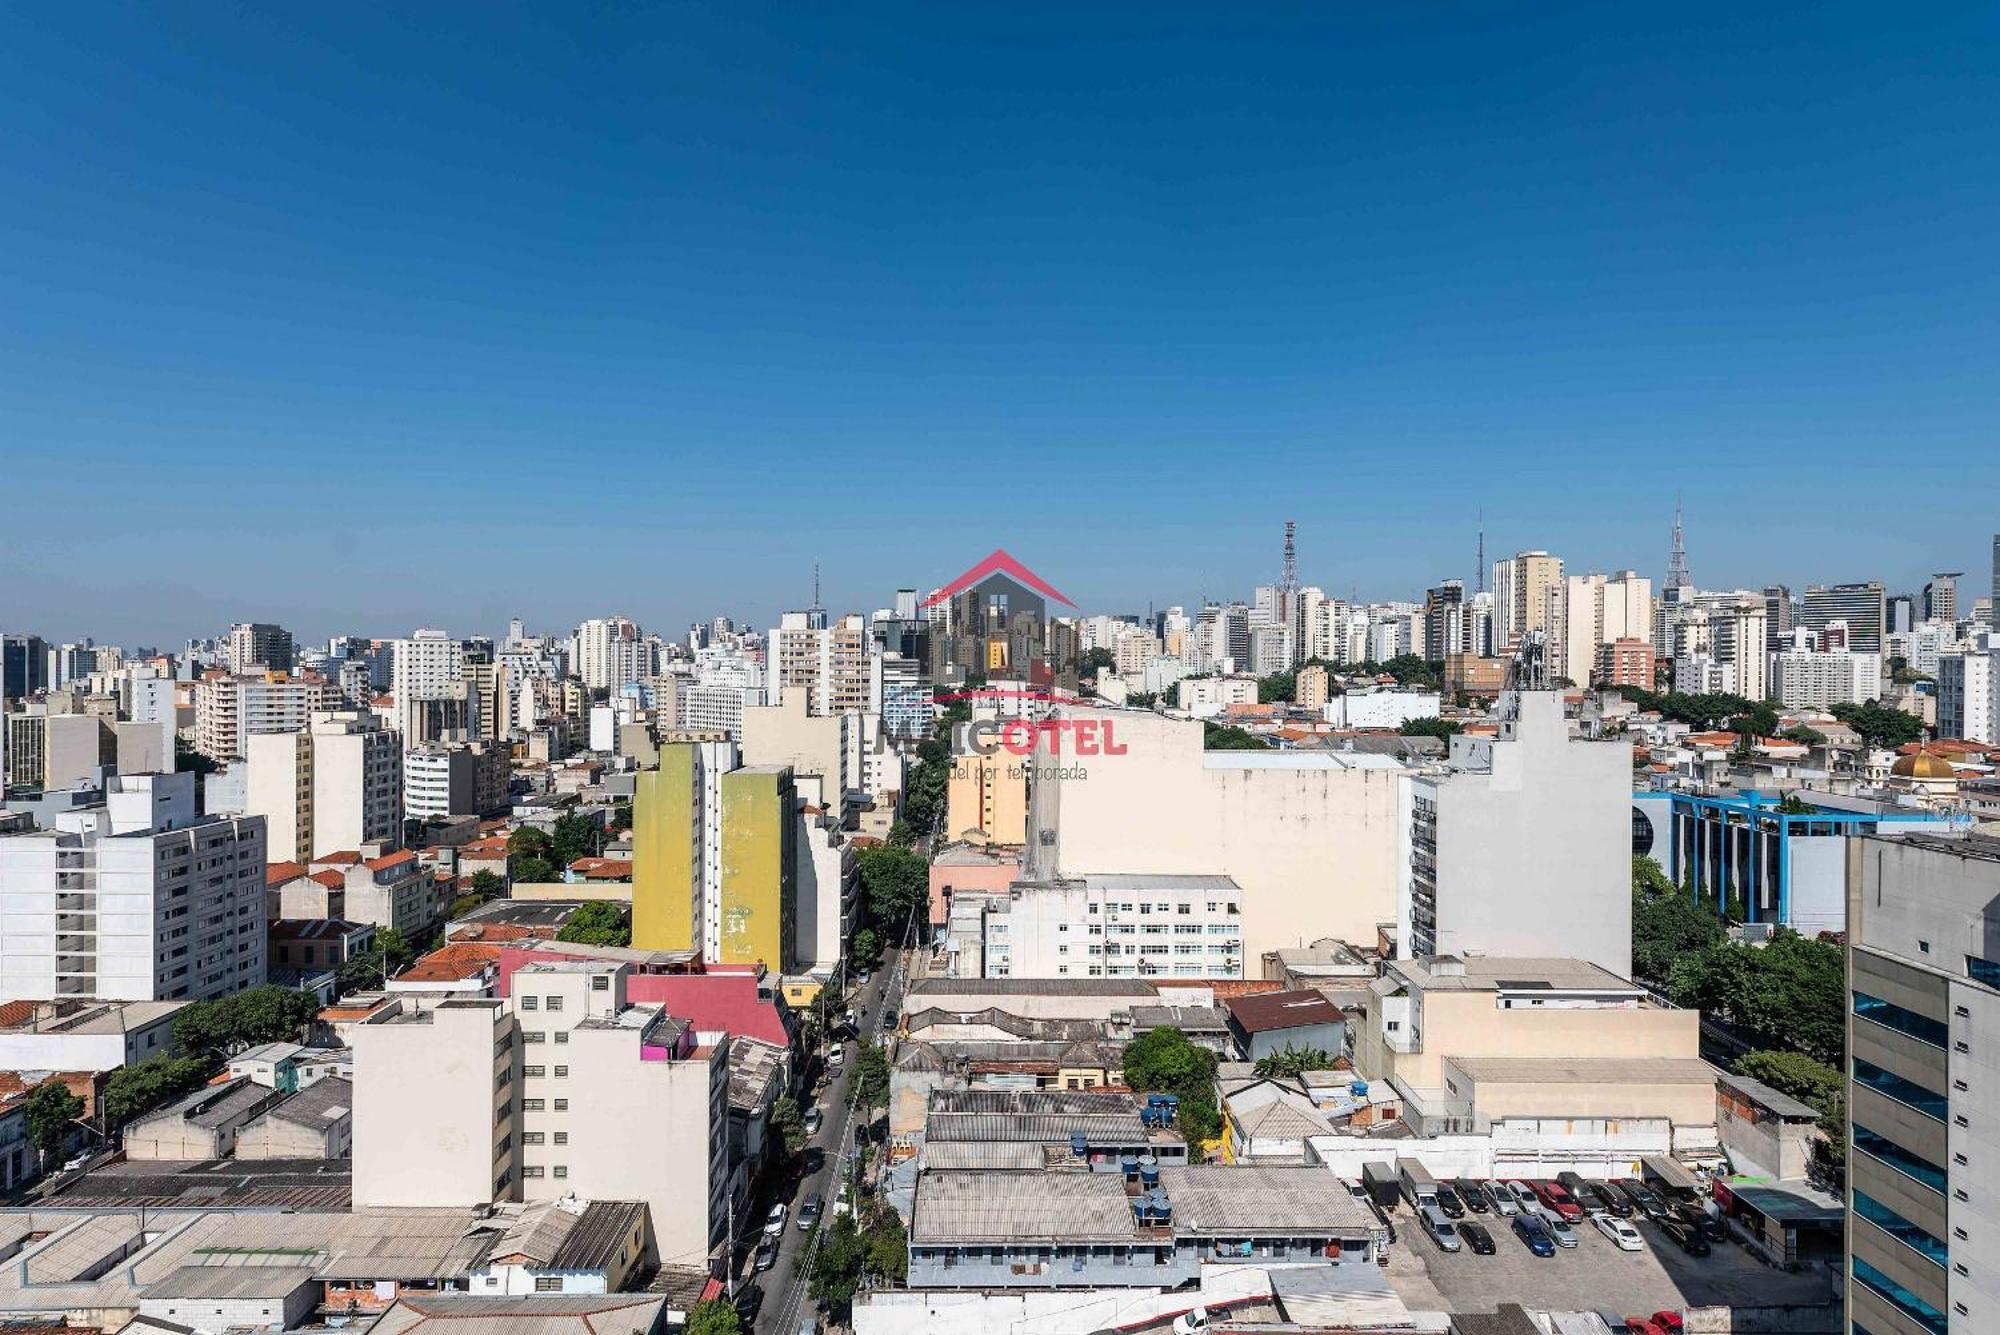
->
[1202,750,1404,771]
[1386,955,1640,993]
[47,1157,353,1209]
[1160,1164,1380,1236]
[1076,873,1240,892]
[911,1170,1137,1246]
[1442,1056,1720,1085]
[906,978,1156,999]
[0,999,186,1034]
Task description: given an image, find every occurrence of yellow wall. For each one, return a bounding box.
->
[630,747,698,952]
[719,767,797,972]
[1358,989,1700,1090]
[945,749,1028,845]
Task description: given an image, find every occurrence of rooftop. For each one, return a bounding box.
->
[132,1077,279,1131]
[0,998,186,1035]
[1076,873,1240,892]
[1157,1164,1379,1235]
[1202,750,1404,771]
[911,1170,1137,1245]
[1225,989,1345,1034]
[454,899,587,930]
[1716,1070,1824,1121]
[256,1076,354,1129]
[1383,955,1641,994]
[365,1293,668,1335]
[1441,1056,1721,1085]
[47,1157,353,1209]
[905,977,1156,999]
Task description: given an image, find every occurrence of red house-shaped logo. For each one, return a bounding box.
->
[921,549,1076,609]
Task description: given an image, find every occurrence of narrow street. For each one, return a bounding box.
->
[743,947,902,1334]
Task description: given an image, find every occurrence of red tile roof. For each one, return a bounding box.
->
[1225,988,1345,1034]
[365,849,418,873]
[567,858,633,881]
[397,943,503,983]
[266,861,308,887]
[310,871,346,890]
[0,1001,39,1029]
[461,837,510,856]
[314,851,364,866]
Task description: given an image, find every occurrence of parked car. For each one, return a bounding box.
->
[1418,1203,1462,1253]
[1502,1180,1540,1212]
[1592,1181,1635,1218]
[1537,1207,1579,1249]
[1454,1179,1492,1213]
[1529,1180,1584,1223]
[1673,1203,1726,1242]
[798,1193,823,1231]
[833,1182,853,1219]
[764,1202,788,1234]
[1485,1180,1521,1215]
[1434,1183,1465,1219]
[1623,1321,1670,1335]
[1660,1220,1711,1257]
[1592,1214,1646,1252]
[1512,1212,1556,1258]
[1460,1221,1496,1255]
[828,1046,847,1069]
[1556,1170,1590,1200]
[1172,1307,1211,1335]
[734,1286,763,1322]
[804,1105,823,1136]
[755,1234,779,1271]
[1617,1180,1669,1221]
[1576,1181,1619,1216]
[1648,1313,1686,1334]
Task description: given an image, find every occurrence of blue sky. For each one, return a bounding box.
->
[3,3,1997,644]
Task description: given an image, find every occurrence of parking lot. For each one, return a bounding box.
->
[1379,1201,1841,1322]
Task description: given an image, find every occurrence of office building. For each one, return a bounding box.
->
[571,617,649,693]
[1490,550,1564,654]
[1562,570,1652,686]
[1421,581,1471,664]
[1938,652,1999,744]
[193,672,342,761]
[1924,574,1961,626]
[0,772,267,1002]
[1804,582,1888,654]
[1596,637,1658,691]
[1845,833,2000,1335]
[245,710,402,862]
[1666,592,1767,700]
[1,634,50,704]
[1769,651,1884,711]
[1401,690,1632,977]
[224,622,294,674]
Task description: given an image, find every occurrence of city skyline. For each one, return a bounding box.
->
[7,5,2000,641]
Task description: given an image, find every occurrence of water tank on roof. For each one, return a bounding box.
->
[1350,1080,1370,1098]
[1121,1155,1140,1182]
[1139,1155,1160,1189]
[1071,1132,1089,1158]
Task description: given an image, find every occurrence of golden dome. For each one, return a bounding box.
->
[1891,750,1957,780]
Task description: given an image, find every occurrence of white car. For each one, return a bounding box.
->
[764,1202,788,1234]
[1172,1308,1211,1335]
[1593,1213,1645,1252]
[1485,1180,1520,1215]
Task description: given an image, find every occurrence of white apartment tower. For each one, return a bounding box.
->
[1938,652,1999,743]
[193,673,342,761]
[572,617,650,693]
[1490,550,1565,655]
[245,711,402,862]
[1562,570,1653,687]
[0,772,267,1002]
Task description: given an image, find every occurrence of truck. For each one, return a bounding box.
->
[1360,1161,1401,1209]
[1397,1158,1439,1211]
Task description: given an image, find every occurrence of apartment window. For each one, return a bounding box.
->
[523,1066,545,1078]
[534,1277,562,1293]
[1853,1124,1947,1194]
[554,1132,568,1145]
[524,1031,546,1044]
[1853,991,1948,1048]
[522,1099,545,1112]
[553,1166,568,1179]
[546,996,563,1012]
[522,1132,545,1145]
[522,1166,545,1179]
[1969,956,2000,989]
[555,1032,569,1044]
[520,996,538,1010]
[1854,1189,1948,1267]
[554,1099,568,1111]
[1853,1057,1948,1121]
[1176,903,1192,915]
[592,976,609,991]
[554,1066,568,1078]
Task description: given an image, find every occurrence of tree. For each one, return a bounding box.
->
[1398,717,1462,743]
[102,1054,214,1128]
[851,927,881,969]
[1665,931,1844,1065]
[1630,888,1724,983]
[851,1042,890,1109]
[1829,701,1925,750]
[1726,701,1781,739]
[341,925,415,991]
[684,1299,743,1335]
[855,845,928,928]
[468,869,505,899]
[450,892,485,920]
[769,1095,806,1157]
[550,811,602,867]
[173,986,321,1055]
[1201,722,1268,751]
[1121,1027,1221,1155]
[513,855,559,884]
[24,1081,84,1157]
[886,820,916,850]
[173,737,219,777]
[555,901,631,947]
[508,827,558,883]
[607,803,633,832]
[809,1213,867,1310]
[1126,690,1159,709]
[1079,647,1118,677]
[1258,672,1295,704]
[1774,793,1816,816]
[1253,1046,1338,1080]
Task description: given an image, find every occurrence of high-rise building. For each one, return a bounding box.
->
[1992,533,2000,625]
[1,633,49,705]
[1295,664,1329,711]
[1562,570,1653,686]
[717,767,797,973]
[193,672,342,761]
[1400,690,1632,978]
[1937,652,1999,744]
[1845,832,2000,1335]
[224,622,294,675]
[1761,585,1796,638]
[1595,637,1657,691]
[1768,651,1884,711]
[1924,573,1962,625]
[1803,582,1888,654]
[1888,594,1918,637]
[1490,551,1565,655]
[389,629,473,741]
[0,772,266,1001]
[770,613,871,717]
[245,710,402,862]
[572,617,649,693]
[1666,594,1768,700]
[1421,582,1468,665]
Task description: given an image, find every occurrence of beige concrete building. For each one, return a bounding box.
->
[1355,955,1704,1135]
[245,710,401,863]
[946,747,1028,845]
[353,997,518,1210]
[1294,664,1329,711]
[1049,706,1404,963]
[1562,569,1652,686]
[1491,550,1565,654]
[193,672,341,761]
[353,964,731,1270]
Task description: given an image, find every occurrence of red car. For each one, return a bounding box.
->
[1624,1321,1668,1335]
[1649,1315,1685,1334]
[1529,1180,1584,1222]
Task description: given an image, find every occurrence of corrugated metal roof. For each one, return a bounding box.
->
[910,1170,1138,1245]
[1158,1165,1379,1236]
